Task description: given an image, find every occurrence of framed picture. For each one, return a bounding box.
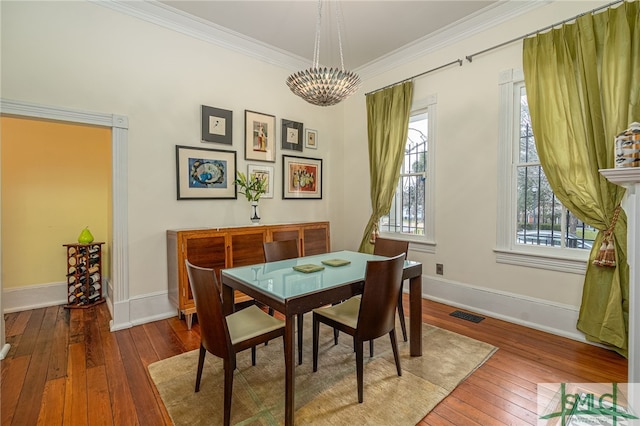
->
[282,155,322,199]
[245,110,276,162]
[176,145,237,199]
[201,105,232,145]
[305,128,318,149]
[248,163,274,199]
[281,119,303,152]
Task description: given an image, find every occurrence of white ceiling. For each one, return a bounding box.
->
[158,1,501,70]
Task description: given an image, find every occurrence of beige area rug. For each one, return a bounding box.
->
[148,318,497,426]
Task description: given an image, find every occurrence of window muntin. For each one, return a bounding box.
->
[514,85,593,252]
[380,112,428,235]
[379,97,435,250]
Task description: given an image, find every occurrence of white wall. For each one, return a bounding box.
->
[1,0,616,342]
[342,1,611,339]
[0,0,345,306]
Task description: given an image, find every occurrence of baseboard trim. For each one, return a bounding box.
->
[110,290,176,331]
[2,282,68,313]
[5,276,590,345]
[420,275,589,344]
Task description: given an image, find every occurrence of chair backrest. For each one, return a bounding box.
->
[185,260,233,361]
[263,239,299,262]
[357,253,406,341]
[373,237,409,260]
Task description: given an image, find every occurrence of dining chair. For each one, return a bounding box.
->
[373,237,409,341]
[262,239,306,365]
[185,260,285,426]
[312,253,405,403]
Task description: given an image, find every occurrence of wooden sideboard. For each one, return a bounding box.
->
[167,221,330,328]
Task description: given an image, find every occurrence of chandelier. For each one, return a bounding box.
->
[286,0,361,107]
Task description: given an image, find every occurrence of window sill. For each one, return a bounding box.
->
[494,248,587,275]
[379,233,436,254]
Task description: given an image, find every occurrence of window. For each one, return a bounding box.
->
[497,70,590,274]
[379,96,436,251]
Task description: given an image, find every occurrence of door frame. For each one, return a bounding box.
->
[0,98,131,331]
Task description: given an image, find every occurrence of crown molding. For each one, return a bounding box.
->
[93,0,547,79]
[92,0,310,71]
[356,1,549,79]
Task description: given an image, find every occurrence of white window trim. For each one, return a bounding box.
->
[496,69,587,274]
[380,94,436,254]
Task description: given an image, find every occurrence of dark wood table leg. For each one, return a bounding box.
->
[285,313,295,425]
[409,274,422,357]
[221,284,234,316]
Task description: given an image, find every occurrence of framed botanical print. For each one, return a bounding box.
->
[281,119,303,152]
[201,105,232,145]
[248,163,274,199]
[176,145,237,199]
[282,155,322,199]
[305,128,318,149]
[245,110,276,162]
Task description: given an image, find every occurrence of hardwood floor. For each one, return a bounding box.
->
[2,297,627,425]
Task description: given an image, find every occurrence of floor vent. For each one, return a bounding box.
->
[450,310,485,323]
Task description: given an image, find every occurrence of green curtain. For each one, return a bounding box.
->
[522,1,639,357]
[358,82,413,253]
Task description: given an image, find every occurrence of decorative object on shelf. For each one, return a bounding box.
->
[286,0,361,106]
[305,128,318,149]
[248,164,274,199]
[201,105,232,145]
[281,119,304,152]
[176,145,237,199]
[235,171,268,224]
[615,122,640,168]
[282,155,323,199]
[244,110,276,162]
[77,226,94,244]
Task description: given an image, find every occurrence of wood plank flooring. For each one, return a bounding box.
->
[1,298,627,425]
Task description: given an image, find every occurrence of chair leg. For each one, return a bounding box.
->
[356,339,364,403]
[297,314,304,365]
[397,291,407,342]
[312,315,320,372]
[369,339,374,357]
[333,328,339,345]
[223,359,234,426]
[389,329,402,376]
[195,345,206,392]
[251,346,256,366]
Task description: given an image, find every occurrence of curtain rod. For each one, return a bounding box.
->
[364,59,462,97]
[365,0,624,96]
[465,0,624,62]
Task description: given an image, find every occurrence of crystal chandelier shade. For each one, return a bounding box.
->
[286,1,361,107]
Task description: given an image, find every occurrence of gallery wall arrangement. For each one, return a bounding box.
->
[175,105,323,201]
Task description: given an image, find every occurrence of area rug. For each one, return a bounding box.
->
[148,318,497,425]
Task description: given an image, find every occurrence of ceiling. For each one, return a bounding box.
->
[158,1,501,70]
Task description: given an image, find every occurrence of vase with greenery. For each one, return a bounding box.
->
[234,171,267,224]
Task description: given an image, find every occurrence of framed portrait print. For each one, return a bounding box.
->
[176,145,237,199]
[201,105,232,145]
[245,110,276,162]
[248,163,274,199]
[281,119,303,152]
[282,155,322,199]
[305,128,318,149]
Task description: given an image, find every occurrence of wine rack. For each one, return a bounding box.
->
[63,242,104,308]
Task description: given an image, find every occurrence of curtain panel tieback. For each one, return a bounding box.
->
[369,221,380,244]
[593,204,622,268]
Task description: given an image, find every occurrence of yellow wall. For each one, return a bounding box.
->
[1,116,111,289]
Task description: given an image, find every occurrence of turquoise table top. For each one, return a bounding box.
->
[221,250,419,301]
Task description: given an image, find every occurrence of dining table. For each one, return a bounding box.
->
[220,250,423,426]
